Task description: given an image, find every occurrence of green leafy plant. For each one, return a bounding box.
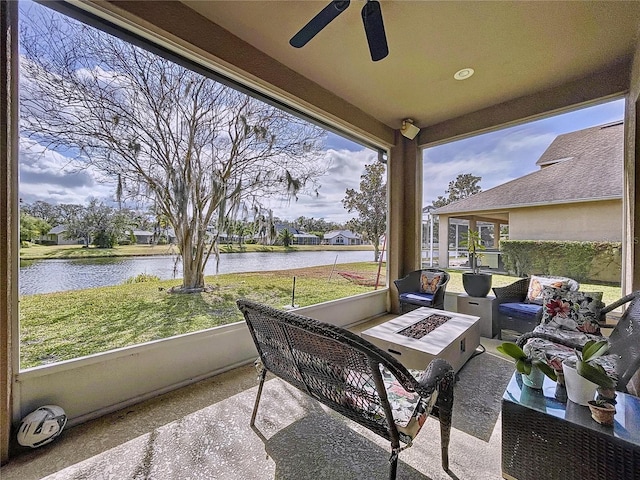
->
[460,229,486,274]
[590,398,614,408]
[500,239,622,281]
[575,340,616,389]
[497,342,557,381]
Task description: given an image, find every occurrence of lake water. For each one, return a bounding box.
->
[19,250,375,295]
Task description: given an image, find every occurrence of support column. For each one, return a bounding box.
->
[1,0,19,465]
[438,215,450,268]
[388,132,421,313]
[493,222,501,249]
[624,37,640,293]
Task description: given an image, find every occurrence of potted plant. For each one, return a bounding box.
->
[562,340,616,406]
[587,398,616,426]
[460,229,492,297]
[497,342,556,389]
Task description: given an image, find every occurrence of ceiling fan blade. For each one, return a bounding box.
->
[361,0,388,61]
[290,1,351,48]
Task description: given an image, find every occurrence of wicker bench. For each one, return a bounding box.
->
[237,299,455,480]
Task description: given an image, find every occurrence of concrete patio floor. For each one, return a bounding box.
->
[1,317,508,480]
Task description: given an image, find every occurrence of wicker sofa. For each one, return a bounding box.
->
[394,268,450,313]
[237,299,455,480]
[493,275,579,339]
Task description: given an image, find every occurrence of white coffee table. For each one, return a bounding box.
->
[361,307,481,372]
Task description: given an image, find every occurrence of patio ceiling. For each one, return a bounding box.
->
[181,1,640,138]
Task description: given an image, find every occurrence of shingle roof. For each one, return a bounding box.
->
[48,225,67,235]
[536,121,623,167]
[323,230,361,239]
[433,122,623,215]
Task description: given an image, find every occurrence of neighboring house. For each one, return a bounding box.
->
[274,224,320,245]
[131,230,154,244]
[433,121,623,277]
[323,230,363,245]
[292,233,320,246]
[45,225,82,245]
[161,228,178,244]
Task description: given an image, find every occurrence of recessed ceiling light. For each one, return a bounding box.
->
[454,68,475,81]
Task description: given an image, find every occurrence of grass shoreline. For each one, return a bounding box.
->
[19,243,375,261]
[19,263,622,369]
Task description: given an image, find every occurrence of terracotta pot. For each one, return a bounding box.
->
[588,400,616,426]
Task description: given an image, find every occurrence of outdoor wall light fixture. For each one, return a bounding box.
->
[401,118,420,140]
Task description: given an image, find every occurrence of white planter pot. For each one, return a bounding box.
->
[563,360,597,406]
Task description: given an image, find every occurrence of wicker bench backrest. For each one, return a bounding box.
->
[237,299,422,441]
[608,293,640,388]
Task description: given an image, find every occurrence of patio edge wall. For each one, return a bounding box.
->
[13,290,387,426]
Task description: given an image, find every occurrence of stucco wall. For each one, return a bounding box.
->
[509,200,622,242]
[626,30,640,292]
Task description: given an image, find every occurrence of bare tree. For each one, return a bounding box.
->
[19,5,327,291]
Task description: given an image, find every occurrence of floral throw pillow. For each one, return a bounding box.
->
[419,271,441,294]
[541,288,603,334]
[525,275,569,304]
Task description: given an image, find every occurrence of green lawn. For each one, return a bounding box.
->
[19,261,384,368]
[444,270,622,306]
[19,263,622,369]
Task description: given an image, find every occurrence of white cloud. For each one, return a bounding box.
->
[19,137,115,205]
[422,128,556,204]
[266,148,380,223]
[20,97,622,225]
[19,135,379,224]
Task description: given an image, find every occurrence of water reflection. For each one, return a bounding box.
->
[19,250,374,295]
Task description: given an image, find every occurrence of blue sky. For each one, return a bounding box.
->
[264,98,625,221]
[422,99,625,205]
[18,0,625,225]
[20,98,625,224]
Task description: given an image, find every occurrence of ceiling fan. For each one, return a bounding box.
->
[290,0,389,62]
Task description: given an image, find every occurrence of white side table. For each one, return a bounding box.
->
[456,293,497,338]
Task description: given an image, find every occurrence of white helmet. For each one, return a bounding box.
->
[17,405,67,448]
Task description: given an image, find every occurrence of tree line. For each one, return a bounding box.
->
[20,199,354,249]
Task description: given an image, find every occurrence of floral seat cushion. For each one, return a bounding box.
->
[531,323,603,346]
[540,288,604,334]
[524,336,618,379]
[357,366,438,445]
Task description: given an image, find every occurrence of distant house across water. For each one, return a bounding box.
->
[274,224,320,245]
[131,230,154,244]
[46,225,81,245]
[323,230,363,246]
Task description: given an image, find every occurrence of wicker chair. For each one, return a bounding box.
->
[493,275,579,339]
[516,291,640,392]
[237,299,455,480]
[394,269,450,313]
